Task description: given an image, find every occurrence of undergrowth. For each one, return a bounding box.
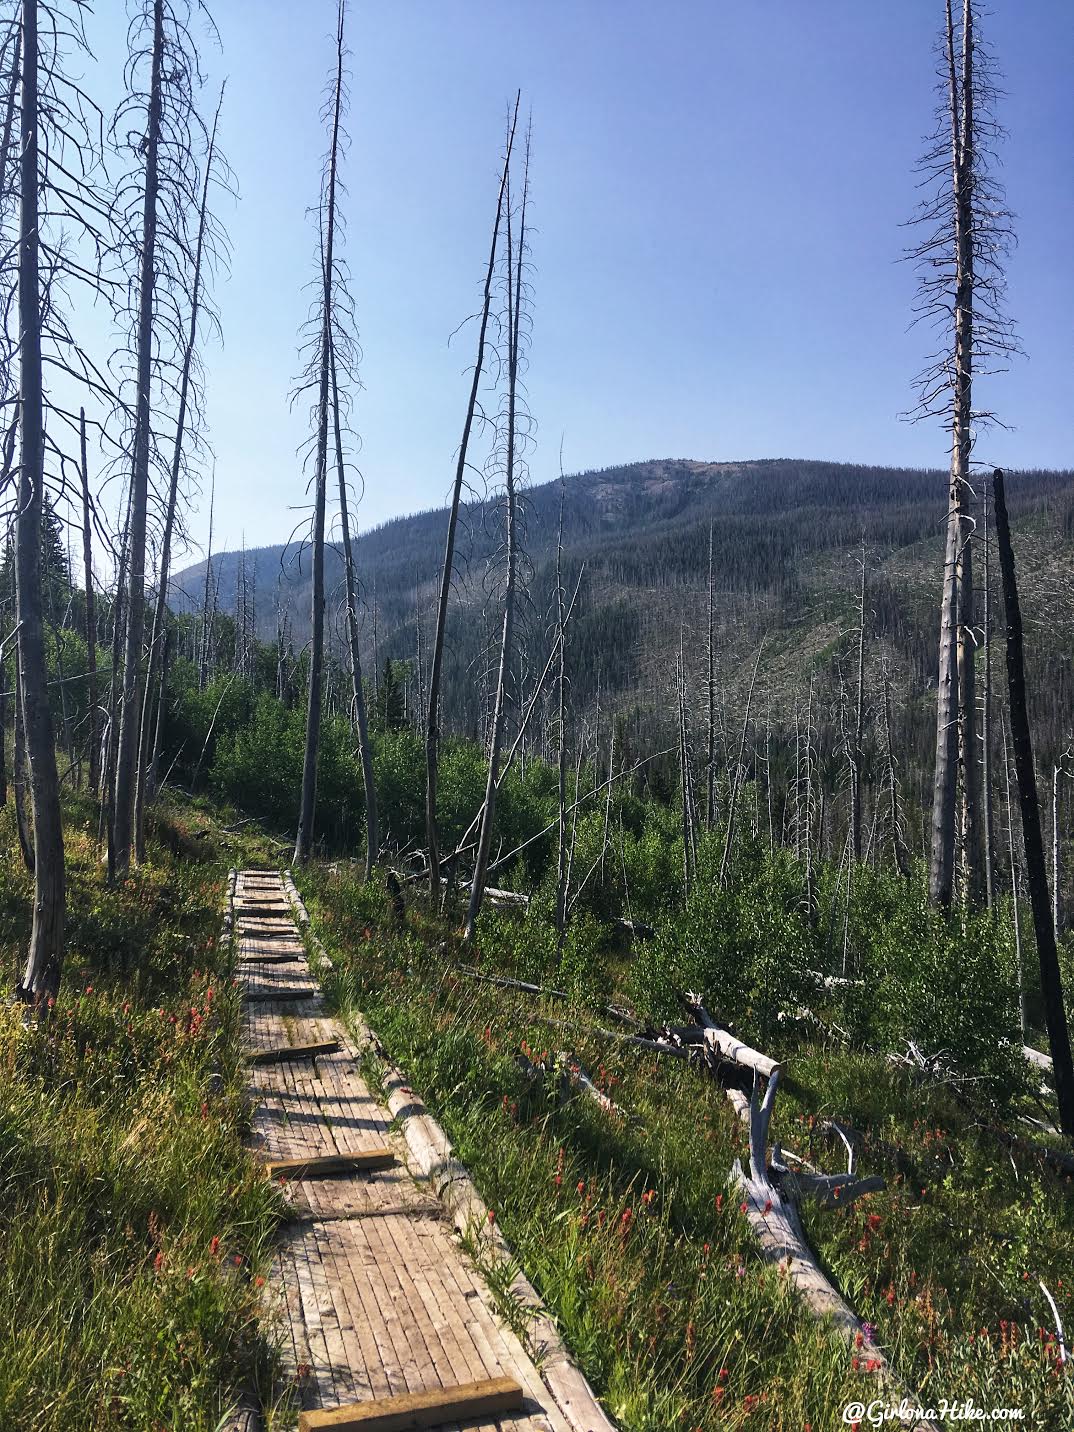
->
[298,860,1074,1432]
[0,793,284,1432]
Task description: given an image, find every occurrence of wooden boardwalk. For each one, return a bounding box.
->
[236,870,580,1432]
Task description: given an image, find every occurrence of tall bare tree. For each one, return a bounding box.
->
[294,0,346,865]
[135,86,227,854]
[111,0,211,875]
[425,97,518,903]
[465,126,530,942]
[993,469,1074,1135]
[74,408,101,796]
[15,0,64,1000]
[908,0,1018,908]
[330,340,377,878]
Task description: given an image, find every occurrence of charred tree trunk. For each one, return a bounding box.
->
[929,0,979,909]
[425,97,517,904]
[719,637,764,889]
[465,141,527,943]
[993,468,1074,1136]
[78,407,100,796]
[13,656,33,872]
[982,479,995,905]
[112,0,163,878]
[134,88,222,855]
[294,2,346,866]
[1003,719,1027,1036]
[851,545,866,863]
[554,475,568,937]
[199,477,214,688]
[16,0,66,1002]
[706,521,716,827]
[330,341,378,879]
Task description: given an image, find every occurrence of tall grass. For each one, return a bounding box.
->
[0,797,282,1431]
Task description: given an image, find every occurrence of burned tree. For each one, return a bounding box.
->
[12,0,112,1000]
[134,86,228,855]
[329,339,378,879]
[907,0,1019,908]
[110,0,214,877]
[465,125,531,942]
[293,0,347,866]
[992,470,1074,1135]
[425,97,518,904]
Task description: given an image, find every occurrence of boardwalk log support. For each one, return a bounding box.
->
[297,1376,524,1430]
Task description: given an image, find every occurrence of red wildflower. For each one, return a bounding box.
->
[209,1236,220,1257]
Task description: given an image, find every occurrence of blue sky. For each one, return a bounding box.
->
[91,1,1074,561]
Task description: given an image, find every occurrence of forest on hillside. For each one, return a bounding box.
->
[2,0,1074,1428]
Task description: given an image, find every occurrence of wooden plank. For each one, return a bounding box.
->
[236,953,304,966]
[250,1040,341,1066]
[264,1150,396,1180]
[297,1376,523,1431]
[246,987,318,1002]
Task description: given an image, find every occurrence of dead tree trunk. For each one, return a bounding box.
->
[465,137,528,943]
[425,97,517,904]
[112,0,164,878]
[719,637,764,889]
[706,520,716,827]
[982,478,995,905]
[554,473,568,937]
[78,407,99,796]
[198,476,214,688]
[1002,719,1027,1036]
[330,341,378,879]
[294,0,346,866]
[102,497,130,872]
[993,468,1074,1136]
[851,544,866,863]
[13,656,33,871]
[134,87,223,856]
[883,662,912,878]
[16,0,66,1002]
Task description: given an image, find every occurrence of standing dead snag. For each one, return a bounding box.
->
[112,0,165,879]
[78,408,100,796]
[15,0,65,1002]
[992,469,1074,1136]
[294,0,347,866]
[425,97,518,906]
[850,542,866,864]
[465,123,531,943]
[111,0,211,876]
[329,340,378,879]
[909,0,1018,908]
[134,85,227,857]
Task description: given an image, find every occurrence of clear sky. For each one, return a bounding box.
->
[91,1,1074,562]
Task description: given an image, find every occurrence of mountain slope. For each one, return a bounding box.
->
[171,457,1074,800]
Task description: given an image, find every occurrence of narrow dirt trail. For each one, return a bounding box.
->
[234,869,584,1431]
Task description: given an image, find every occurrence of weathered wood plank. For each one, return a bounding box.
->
[297,1376,523,1431]
[264,1150,396,1179]
[250,1040,341,1066]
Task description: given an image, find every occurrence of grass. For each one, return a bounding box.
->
[297,861,1074,1432]
[0,792,286,1432]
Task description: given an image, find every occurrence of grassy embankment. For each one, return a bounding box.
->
[297,862,1074,1432]
[0,792,287,1432]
